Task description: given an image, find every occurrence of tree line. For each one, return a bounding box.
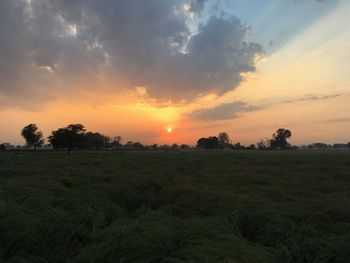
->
[20,124,122,153]
[0,123,349,152]
[196,129,293,150]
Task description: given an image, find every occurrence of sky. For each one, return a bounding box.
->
[0,0,349,146]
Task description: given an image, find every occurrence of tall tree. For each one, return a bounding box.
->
[218,132,230,145]
[83,132,110,149]
[257,138,270,150]
[48,124,86,153]
[111,135,122,149]
[21,124,44,151]
[114,136,122,144]
[269,128,292,149]
[197,136,219,149]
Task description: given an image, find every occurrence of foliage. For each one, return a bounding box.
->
[0,143,9,151]
[218,132,230,145]
[48,124,86,153]
[110,136,122,149]
[83,132,110,150]
[257,138,270,150]
[196,136,219,149]
[21,124,44,150]
[269,128,292,149]
[0,151,350,262]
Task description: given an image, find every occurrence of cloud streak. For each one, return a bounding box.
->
[188,92,345,121]
[282,93,343,104]
[189,101,261,120]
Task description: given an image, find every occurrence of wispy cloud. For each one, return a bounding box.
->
[188,101,262,121]
[282,93,343,104]
[321,117,350,123]
[188,92,345,121]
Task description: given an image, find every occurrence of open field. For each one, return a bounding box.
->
[0,150,350,262]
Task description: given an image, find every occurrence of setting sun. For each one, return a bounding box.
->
[167,127,173,134]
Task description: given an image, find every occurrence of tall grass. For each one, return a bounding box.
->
[0,151,350,262]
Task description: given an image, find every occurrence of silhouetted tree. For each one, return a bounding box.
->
[132,142,144,150]
[125,141,134,148]
[124,141,144,150]
[310,143,330,150]
[150,144,158,150]
[21,124,44,151]
[180,144,191,150]
[232,142,244,150]
[83,132,110,149]
[171,143,178,150]
[218,132,230,144]
[270,128,292,149]
[114,136,122,144]
[48,124,86,153]
[159,144,170,150]
[0,143,7,151]
[110,136,122,149]
[333,143,348,149]
[247,144,256,150]
[197,138,206,149]
[197,136,219,149]
[257,138,270,150]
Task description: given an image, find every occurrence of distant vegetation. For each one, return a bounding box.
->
[0,123,349,152]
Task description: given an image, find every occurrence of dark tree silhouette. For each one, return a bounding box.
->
[257,138,270,150]
[171,143,178,149]
[270,128,292,149]
[247,144,256,150]
[150,144,158,150]
[180,144,191,150]
[197,136,219,149]
[232,142,244,150]
[0,143,6,151]
[21,124,44,151]
[197,138,206,149]
[84,132,110,149]
[218,132,230,145]
[110,135,122,149]
[48,124,86,153]
[114,136,122,144]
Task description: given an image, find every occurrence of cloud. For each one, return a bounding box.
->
[188,92,344,121]
[282,93,343,103]
[0,0,263,108]
[189,0,208,13]
[321,117,350,123]
[189,101,261,120]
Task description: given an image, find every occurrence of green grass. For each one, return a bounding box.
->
[0,150,350,262]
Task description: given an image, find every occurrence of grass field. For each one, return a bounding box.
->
[0,150,350,262]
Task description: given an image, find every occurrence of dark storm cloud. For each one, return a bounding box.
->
[189,101,261,121]
[0,0,263,108]
[0,0,107,108]
[189,0,208,13]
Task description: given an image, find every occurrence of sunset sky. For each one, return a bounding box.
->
[0,0,349,146]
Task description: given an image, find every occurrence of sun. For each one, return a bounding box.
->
[167,127,173,134]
